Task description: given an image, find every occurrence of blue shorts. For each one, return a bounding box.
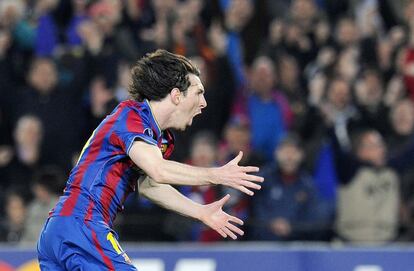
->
[37,216,137,271]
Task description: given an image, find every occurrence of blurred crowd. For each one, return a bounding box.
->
[1,0,414,245]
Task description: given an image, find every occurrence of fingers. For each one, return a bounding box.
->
[218,194,231,205]
[226,222,244,236]
[230,151,243,165]
[214,215,245,240]
[218,221,244,240]
[222,227,237,240]
[221,157,264,195]
[231,178,262,196]
[240,180,261,190]
[229,215,244,225]
[217,228,227,238]
[236,171,264,193]
[241,166,260,173]
[243,173,264,183]
[234,185,254,196]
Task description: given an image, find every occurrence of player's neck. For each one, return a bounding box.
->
[148,99,173,130]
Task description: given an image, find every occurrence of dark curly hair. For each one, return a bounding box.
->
[129,49,200,101]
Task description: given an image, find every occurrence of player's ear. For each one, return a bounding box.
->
[170,88,181,105]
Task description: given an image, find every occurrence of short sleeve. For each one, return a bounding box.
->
[111,108,157,154]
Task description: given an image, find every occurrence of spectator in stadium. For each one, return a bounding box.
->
[383,75,407,109]
[84,76,118,137]
[251,134,324,241]
[277,54,306,130]
[284,0,320,67]
[262,0,320,70]
[0,0,34,90]
[289,0,319,34]
[384,27,407,73]
[35,0,88,56]
[386,99,414,240]
[170,0,212,59]
[11,57,85,172]
[137,0,177,50]
[334,47,360,84]
[0,189,28,243]
[76,0,151,86]
[353,68,390,135]
[299,77,358,171]
[236,56,288,161]
[386,99,414,155]
[1,115,43,191]
[334,129,400,243]
[355,0,385,40]
[215,0,257,88]
[259,18,286,63]
[0,0,34,54]
[75,1,123,85]
[334,17,360,52]
[20,166,63,243]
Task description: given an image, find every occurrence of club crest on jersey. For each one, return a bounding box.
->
[160,137,169,154]
[160,144,167,154]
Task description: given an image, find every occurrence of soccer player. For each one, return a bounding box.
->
[37,50,264,270]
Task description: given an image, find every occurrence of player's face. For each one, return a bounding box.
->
[177,74,207,130]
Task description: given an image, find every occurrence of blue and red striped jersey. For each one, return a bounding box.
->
[50,99,174,227]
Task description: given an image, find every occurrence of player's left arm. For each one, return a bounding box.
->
[138,175,244,239]
[129,140,263,195]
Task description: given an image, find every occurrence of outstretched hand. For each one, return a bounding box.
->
[199,194,244,240]
[214,151,264,196]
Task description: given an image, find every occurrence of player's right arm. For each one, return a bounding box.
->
[129,140,263,196]
[138,175,244,239]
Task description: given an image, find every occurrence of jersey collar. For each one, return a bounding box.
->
[144,99,162,136]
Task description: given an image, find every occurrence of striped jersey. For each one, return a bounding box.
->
[50,99,174,227]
